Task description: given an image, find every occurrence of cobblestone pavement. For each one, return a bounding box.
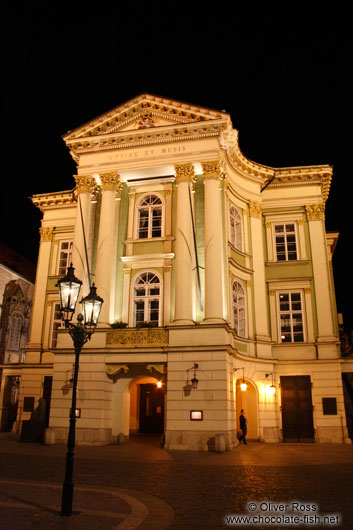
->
[0,433,352,529]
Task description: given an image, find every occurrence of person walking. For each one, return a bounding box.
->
[239,409,248,444]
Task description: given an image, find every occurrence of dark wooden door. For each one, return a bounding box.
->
[139,383,164,433]
[281,375,315,442]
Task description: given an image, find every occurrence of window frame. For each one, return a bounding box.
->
[277,290,305,343]
[136,193,164,240]
[7,314,22,351]
[232,279,247,338]
[57,240,73,276]
[51,302,64,349]
[229,205,243,251]
[273,223,298,262]
[131,271,162,327]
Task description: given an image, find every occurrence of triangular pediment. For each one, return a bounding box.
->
[63,94,230,141]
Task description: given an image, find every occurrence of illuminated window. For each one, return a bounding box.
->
[137,194,163,239]
[232,280,246,337]
[229,205,242,251]
[274,224,297,261]
[57,241,73,275]
[133,272,161,326]
[8,315,22,351]
[278,292,304,343]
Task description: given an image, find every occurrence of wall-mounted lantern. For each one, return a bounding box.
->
[234,367,247,391]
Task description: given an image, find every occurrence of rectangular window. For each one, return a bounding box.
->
[278,292,304,343]
[274,224,297,261]
[57,241,73,276]
[51,303,63,348]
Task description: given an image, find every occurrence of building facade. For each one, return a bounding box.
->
[17,95,352,448]
[0,243,34,431]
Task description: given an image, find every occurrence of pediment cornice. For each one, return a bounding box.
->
[63,94,230,140]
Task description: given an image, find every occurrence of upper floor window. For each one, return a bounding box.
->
[137,194,163,239]
[51,303,63,348]
[232,280,246,337]
[57,241,73,275]
[274,224,297,261]
[8,315,22,351]
[229,205,242,251]
[133,272,161,326]
[278,292,304,343]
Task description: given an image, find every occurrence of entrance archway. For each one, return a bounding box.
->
[236,378,259,439]
[112,375,165,439]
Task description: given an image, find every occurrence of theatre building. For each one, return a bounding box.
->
[17,94,352,449]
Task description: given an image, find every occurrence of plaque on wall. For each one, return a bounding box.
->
[322,397,337,415]
[23,397,35,412]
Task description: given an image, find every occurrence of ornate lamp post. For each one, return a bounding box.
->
[57,264,103,517]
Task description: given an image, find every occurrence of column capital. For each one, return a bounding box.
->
[39,226,53,242]
[100,172,122,195]
[305,203,325,221]
[175,163,195,184]
[201,160,222,181]
[74,174,96,194]
[249,201,262,219]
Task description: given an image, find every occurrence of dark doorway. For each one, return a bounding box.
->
[281,375,315,442]
[1,376,20,431]
[139,383,164,433]
[42,376,53,428]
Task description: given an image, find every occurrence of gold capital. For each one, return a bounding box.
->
[249,201,262,219]
[305,204,325,221]
[175,163,195,184]
[100,172,121,192]
[74,174,96,194]
[201,160,222,181]
[39,226,53,242]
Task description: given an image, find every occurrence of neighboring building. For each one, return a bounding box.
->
[0,243,35,431]
[17,94,352,448]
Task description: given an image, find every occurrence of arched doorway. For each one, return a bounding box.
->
[129,376,165,434]
[236,378,259,440]
[112,375,165,439]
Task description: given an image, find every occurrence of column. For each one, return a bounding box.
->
[95,172,121,326]
[202,161,226,322]
[173,163,195,324]
[71,175,95,299]
[248,201,272,355]
[306,204,337,358]
[26,226,53,360]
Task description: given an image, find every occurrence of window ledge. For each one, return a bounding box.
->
[266,260,310,266]
[125,236,174,243]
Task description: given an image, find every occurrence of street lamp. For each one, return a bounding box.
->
[57,264,103,517]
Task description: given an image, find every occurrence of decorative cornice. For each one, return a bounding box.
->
[39,226,53,242]
[249,201,262,219]
[65,121,227,158]
[74,175,96,194]
[305,204,325,221]
[175,163,195,184]
[63,94,229,140]
[32,190,76,211]
[201,160,223,181]
[220,127,274,182]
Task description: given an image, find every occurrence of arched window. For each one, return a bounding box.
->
[137,194,163,239]
[133,272,161,326]
[232,280,246,337]
[8,315,22,351]
[229,205,242,251]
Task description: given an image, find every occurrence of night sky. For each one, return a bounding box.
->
[2,8,352,325]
